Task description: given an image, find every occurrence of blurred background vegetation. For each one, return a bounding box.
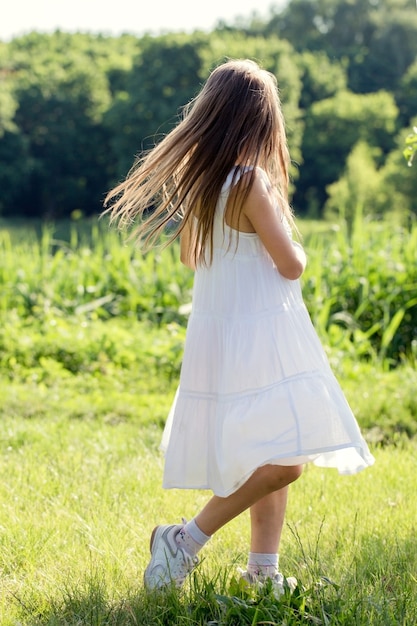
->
[0,0,416,222]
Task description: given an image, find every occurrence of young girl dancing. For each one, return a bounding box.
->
[104,58,374,593]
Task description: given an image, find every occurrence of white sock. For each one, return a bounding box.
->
[247,552,279,578]
[176,518,211,557]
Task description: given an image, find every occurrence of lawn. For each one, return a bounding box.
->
[0,402,416,624]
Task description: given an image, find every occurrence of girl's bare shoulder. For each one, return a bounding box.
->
[242,167,275,208]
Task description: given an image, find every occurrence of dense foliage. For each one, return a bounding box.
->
[1,215,416,367]
[0,0,416,220]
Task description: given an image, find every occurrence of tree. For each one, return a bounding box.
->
[0,45,33,215]
[0,20,415,219]
[396,60,417,127]
[0,130,33,216]
[106,33,206,180]
[350,9,417,94]
[295,50,347,110]
[263,0,417,94]
[264,0,333,52]
[6,32,115,217]
[367,121,417,217]
[324,141,386,226]
[295,89,398,215]
[0,85,18,138]
[403,126,417,167]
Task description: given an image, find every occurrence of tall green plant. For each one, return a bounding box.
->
[301,211,417,365]
[404,125,417,166]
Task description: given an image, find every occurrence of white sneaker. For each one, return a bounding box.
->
[143,524,198,590]
[238,568,298,598]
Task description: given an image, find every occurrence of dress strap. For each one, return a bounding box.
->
[221,166,254,195]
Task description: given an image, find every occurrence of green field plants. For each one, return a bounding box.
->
[300,213,417,365]
[1,213,416,363]
[0,221,194,323]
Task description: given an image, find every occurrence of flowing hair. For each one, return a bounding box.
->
[103,58,295,264]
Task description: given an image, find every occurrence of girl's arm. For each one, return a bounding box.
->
[180,217,199,270]
[242,173,306,280]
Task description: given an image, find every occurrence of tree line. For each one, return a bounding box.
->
[0,0,416,221]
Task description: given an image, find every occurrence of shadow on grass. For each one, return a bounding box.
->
[9,567,341,626]
[9,537,417,626]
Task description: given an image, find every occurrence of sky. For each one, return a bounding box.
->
[1,0,286,41]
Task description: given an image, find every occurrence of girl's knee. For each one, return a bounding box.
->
[260,463,303,491]
[278,463,303,486]
[287,463,303,483]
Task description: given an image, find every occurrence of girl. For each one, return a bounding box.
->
[104,59,374,592]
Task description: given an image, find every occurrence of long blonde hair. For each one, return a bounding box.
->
[103,58,294,263]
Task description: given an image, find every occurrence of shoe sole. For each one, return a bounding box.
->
[144,525,181,590]
[149,526,159,553]
[143,526,161,589]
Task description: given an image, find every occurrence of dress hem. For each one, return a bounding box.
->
[162,441,374,497]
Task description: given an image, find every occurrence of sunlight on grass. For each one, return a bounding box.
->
[0,411,416,624]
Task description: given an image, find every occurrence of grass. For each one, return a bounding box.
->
[0,407,416,624]
[0,318,416,624]
[0,215,416,623]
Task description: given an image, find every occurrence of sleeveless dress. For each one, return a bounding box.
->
[161,168,375,498]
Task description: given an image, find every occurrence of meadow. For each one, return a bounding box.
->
[0,215,416,625]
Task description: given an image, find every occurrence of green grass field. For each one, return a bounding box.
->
[0,216,416,624]
[1,406,416,624]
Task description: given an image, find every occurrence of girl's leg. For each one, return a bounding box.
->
[144,464,302,590]
[195,464,301,536]
[249,487,289,554]
[243,487,291,583]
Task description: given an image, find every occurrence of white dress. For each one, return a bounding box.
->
[161,168,375,497]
